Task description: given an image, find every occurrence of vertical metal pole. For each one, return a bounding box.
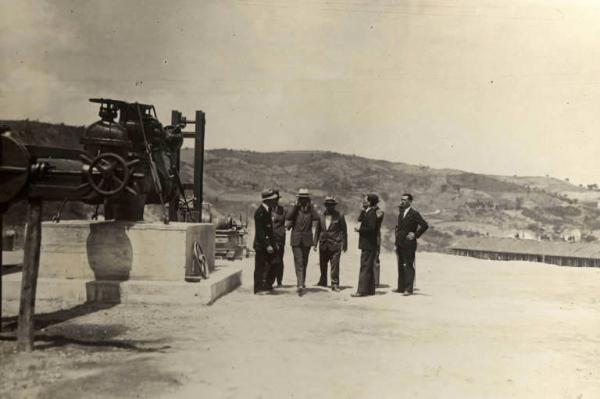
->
[194,111,205,223]
[169,110,181,222]
[17,198,42,351]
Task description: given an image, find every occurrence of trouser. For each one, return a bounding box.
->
[318,246,341,287]
[396,246,416,292]
[254,250,271,293]
[266,243,285,287]
[357,249,377,295]
[292,245,311,288]
[374,245,381,286]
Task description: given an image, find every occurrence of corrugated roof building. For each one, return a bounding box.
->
[450,237,600,267]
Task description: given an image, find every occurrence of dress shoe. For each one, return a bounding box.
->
[316,281,327,287]
[351,293,367,297]
[392,289,404,294]
[277,283,283,288]
[332,286,340,292]
[297,287,304,297]
[403,291,413,296]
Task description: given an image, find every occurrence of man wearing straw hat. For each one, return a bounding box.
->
[286,188,319,296]
[253,188,278,294]
[314,196,348,292]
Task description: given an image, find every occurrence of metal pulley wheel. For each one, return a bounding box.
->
[84,152,132,196]
[0,132,31,204]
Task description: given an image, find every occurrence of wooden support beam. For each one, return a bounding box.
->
[17,198,42,351]
[0,213,3,333]
[194,111,205,223]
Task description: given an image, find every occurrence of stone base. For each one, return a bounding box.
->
[2,264,242,307]
[39,220,215,281]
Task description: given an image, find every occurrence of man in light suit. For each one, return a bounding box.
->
[286,188,319,296]
[394,193,429,295]
[314,196,348,292]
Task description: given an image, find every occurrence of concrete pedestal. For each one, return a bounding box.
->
[1,220,243,307]
[39,220,215,281]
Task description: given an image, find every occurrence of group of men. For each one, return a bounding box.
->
[252,188,429,297]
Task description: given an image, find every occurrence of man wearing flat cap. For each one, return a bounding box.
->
[394,193,428,295]
[286,188,319,296]
[314,196,348,291]
[352,193,381,297]
[253,188,278,294]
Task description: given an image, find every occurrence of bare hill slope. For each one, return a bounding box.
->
[3,120,600,251]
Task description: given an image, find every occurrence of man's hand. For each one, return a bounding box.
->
[407,232,416,240]
[342,246,347,253]
[266,245,274,254]
[312,245,318,252]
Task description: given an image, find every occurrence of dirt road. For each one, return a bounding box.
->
[2,250,600,398]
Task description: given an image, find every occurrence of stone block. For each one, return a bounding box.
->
[39,220,215,281]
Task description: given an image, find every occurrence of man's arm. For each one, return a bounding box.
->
[415,212,429,238]
[285,204,298,230]
[340,214,348,251]
[313,215,322,246]
[254,210,267,248]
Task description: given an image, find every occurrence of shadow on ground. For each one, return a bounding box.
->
[1,302,117,332]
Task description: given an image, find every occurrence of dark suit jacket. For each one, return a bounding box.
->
[395,207,429,250]
[358,207,379,251]
[314,210,348,252]
[253,205,274,252]
[360,206,384,247]
[286,204,319,247]
[271,204,287,245]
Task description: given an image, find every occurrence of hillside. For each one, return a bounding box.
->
[179,148,600,251]
[3,120,600,251]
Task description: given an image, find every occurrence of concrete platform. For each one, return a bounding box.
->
[39,220,216,281]
[2,263,242,308]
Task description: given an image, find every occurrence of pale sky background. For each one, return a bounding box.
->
[2,0,600,184]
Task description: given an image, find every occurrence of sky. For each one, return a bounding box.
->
[2,0,600,184]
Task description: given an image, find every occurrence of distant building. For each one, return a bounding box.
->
[451,237,600,268]
[560,228,581,242]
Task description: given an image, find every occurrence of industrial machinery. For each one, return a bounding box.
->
[0,98,185,222]
[0,98,203,350]
[214,216,249,260]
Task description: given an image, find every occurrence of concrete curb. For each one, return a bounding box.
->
[2,264,242,308]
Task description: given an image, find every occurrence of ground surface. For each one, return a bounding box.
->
[2,249,600,399]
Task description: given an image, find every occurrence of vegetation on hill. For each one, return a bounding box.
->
[3,120,600,252]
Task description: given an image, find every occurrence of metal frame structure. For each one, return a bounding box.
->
[168,110,206,223]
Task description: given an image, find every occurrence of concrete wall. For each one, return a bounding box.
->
[39,221,215,281]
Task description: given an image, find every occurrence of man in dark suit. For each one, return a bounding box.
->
[394,193,429,295]
[253,188,278,294]
[286,188,319,296]
[358,195,384,287]
[352,193,381,297]
[265,189,286,288]
[314,196,348,292]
